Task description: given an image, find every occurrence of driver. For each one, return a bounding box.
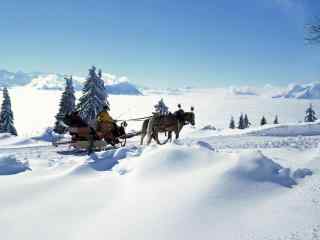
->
[96,105,117,140]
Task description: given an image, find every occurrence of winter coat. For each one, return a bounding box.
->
[97,111,113,123]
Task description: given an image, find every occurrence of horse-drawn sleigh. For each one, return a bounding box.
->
[53,106,195,153]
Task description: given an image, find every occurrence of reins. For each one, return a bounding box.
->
[116,116,153,122]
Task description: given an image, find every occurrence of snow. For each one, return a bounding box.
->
[1,86,320,239]
[0,154,30,175]
[229,86,258,96]
[274,82,320,99]
[229,151,297,188]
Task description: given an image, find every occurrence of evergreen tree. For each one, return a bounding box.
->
[273,115,279,124]
[0,88,17,136]
[244,114,251,128]
[238,114,245,129]
[229,116,235,129]
[154,98,169,115]
[77,66,109,122]
[305,104,317,122]
[260,116,267,126]
[54,76,76,133]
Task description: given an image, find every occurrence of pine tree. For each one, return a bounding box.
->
[273,115,279,124]
[244,114,251,128]
[305,104,317,122]
[0,88,17,136]
[54,76,76,133]
[77,66,109,122]
[238,114,245,129]
[229,116,235,129]
[260,116,267,126]
[154,98,169,115]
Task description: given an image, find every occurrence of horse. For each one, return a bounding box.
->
[140,108,195,145]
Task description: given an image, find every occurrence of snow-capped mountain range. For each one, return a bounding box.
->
[0,69,142,95]
[273,82,320,99]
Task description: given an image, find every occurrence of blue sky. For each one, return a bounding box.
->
[1,0,320,88]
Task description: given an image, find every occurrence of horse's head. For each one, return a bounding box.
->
[183,107,195,126]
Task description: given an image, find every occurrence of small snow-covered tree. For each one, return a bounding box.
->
[244,114,251,128]
[305,104,317,122]
[154,98,169,115]
[229,116,235,129]
[238,114,245,129]
[54,76,76,133]
[0,88,17,136]
[260,116,267,126]
[273,115,279,124]
[77,66,109,122]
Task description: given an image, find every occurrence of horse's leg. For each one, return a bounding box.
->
[167,131,172,143]
[146,127,154,145]
[146,118,155,145]
[140,131,146,145]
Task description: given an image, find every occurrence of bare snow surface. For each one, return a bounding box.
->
[0,88,320,240]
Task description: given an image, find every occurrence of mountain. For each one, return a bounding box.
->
[273,82,320,99]
[26,74,84,90]
[105,81,142,95]
[0,70,35,87]
[27,73,142,95]
[0,69,142,95]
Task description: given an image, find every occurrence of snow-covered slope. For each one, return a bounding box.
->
[1,85,320,239]
[274,82,320,99]
[0,130,319,240]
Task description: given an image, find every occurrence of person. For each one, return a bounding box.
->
[174,104,185,121]
[96,105,117,141]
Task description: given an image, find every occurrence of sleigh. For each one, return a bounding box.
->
[53,120,134,152]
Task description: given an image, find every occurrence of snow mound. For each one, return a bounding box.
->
[0,154,30,175]
[69,146,140,175]
[293,168,313,179]
[32,127,63,142]
[229,151,297,188]
[200,125,216,131]
[114,144,310,190]
[114,144,214,178]
[248,121,320,137]
[0,133,12,140]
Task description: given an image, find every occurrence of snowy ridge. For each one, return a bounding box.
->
[274,82,320,99]
[0,69,36,87]
[26,72,142,95]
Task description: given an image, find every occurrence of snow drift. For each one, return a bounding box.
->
[248,121,320,137]
[0,154,30,175]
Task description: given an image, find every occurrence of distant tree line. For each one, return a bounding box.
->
[228,104,317,130]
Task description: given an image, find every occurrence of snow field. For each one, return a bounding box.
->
[1,87,320,239]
